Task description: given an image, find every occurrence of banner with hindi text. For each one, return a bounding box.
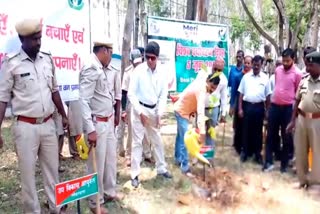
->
[147,16,229,92]
[0,0,90,101]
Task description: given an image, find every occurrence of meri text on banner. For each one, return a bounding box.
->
[147,16,229,92]
[0,0,90,101]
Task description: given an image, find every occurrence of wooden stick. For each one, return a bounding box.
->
[92,147,101,214]
[221,122,226,150]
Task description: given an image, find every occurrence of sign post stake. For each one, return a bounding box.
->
[92,147,100,214]
[77,200,81,214]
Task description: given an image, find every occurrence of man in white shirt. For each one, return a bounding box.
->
[205,58,228,145]
[128,41,172,188]
[238,55,272,163]
[117,49,152,166]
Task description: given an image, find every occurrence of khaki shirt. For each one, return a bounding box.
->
[103,64,121,105]
[122,65,133,91]
[296,75,320,113]
[79,54,114,134]
[0,49,58,118]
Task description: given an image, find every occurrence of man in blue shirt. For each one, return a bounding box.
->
[228,50,244,154]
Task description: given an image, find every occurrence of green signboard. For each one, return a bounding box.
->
[55,173,98,206]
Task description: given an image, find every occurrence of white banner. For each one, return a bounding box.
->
[0,0,90,101]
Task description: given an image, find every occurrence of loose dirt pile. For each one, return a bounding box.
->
[177,166,243,209]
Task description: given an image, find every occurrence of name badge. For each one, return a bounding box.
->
[20,73,30,77]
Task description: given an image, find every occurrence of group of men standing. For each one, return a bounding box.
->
[0,18,172,214]
[229,48,320,194]
[1,17,320,214]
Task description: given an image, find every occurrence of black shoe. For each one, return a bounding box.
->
[158,171,173,179]
[131,176,139,188]
[280,166,288,173]
[254,155,263,165]
[240,152,247,162]
[262,163,274,172]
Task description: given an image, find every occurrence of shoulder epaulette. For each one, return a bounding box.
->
[110,65,120,72]
[40,50,52,56]
[302,73,310,79]
[5,52,19,61]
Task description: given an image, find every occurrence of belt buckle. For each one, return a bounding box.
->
[36,117,44,124]
[305,112,313,119]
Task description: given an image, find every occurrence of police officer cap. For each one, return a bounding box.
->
[130,49,142,62]
[15,18,42,36]
[306,51,320,65]
[93,40,113,49]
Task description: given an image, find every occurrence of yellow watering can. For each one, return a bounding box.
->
[184,128,211,165]
[76,134,89,160]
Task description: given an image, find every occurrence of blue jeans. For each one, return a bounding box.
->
[205,106,219,146]
[174,111,189,173]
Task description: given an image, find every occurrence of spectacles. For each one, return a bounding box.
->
[145,55,157,61]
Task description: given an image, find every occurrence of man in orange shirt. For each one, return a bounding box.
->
[174,70,220,177]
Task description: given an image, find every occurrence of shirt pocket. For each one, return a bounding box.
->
[14,72,35,91]
[312,90,320,105]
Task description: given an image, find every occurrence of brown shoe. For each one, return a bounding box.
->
[58,166,66,173]
[104,192,125,203]
[126,159,131,167]
[59,205,68,214]
[90,206,108,214]
[119,151,125,158]
[144,157,155,164]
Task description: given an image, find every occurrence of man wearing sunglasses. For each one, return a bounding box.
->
[79,40,121,213]
[128,41,172,188]
[204,58,228,146]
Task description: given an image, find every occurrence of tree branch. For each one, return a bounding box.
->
[291,0,309,48]
[240,0,279,55]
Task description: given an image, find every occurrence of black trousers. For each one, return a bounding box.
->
[265,103,293,168]
[242,101,265,158]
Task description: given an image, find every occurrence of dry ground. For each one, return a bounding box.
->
[1,107,320,214]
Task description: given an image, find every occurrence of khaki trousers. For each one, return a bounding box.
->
[87,117,117,208]
[295,115,320,185]
[12,118,60,214]
[117,104,152,159]
[130,106,167,179]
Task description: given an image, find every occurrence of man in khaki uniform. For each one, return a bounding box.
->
[79,40,121,213]
[0,19,67,213]
[66,100,82,159]
[117,49,153,166]
[101,44,122,202]
[287,51,320,194]
[52,108,66,173]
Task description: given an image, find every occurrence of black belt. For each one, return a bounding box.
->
[139,101,156,109]
[243,101,264,105]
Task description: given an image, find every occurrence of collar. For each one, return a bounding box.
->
[251,71,261,77]
[235,65,244,72]
[308,75,320,82]
[20,48,43,61]
[92,54,103,70]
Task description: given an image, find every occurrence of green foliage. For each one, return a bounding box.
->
[230,15,261,51]
[261,0,277,31]
[146,0,171,17]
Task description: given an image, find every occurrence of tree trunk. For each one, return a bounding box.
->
[185,0,197,20]
[311,0,319,47]
[240,0,280,55]
[106,0,111,38]
[197,0,209,22]
[133,0,140,47]
[121,0,135,79]
[140,0,147,48]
